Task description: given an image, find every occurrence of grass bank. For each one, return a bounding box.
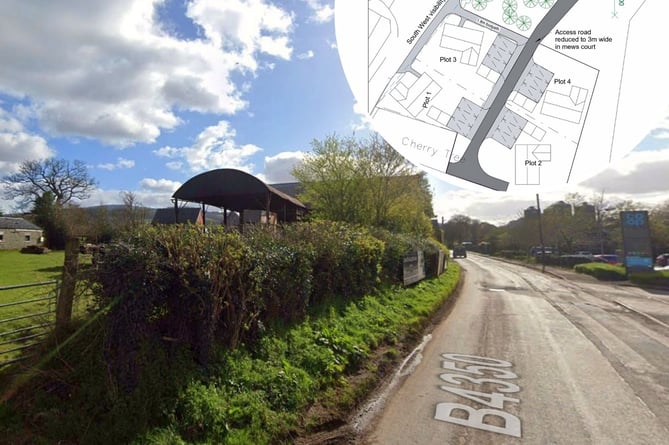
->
[1,263,460,444]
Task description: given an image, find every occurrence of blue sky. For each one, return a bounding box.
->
[0,0,668,224]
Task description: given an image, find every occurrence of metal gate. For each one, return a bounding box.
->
[0,280,58,367]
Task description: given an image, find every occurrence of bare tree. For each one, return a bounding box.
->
[2,158,96,208]
[118,190,147,231]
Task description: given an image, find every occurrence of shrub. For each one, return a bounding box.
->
[94,222,392,390]
[282,221,384,301]
[629,270,669,287]
[20,245,50,254]
[94,225,259,389]
[244,226,315,324]
[370,228,447,283]
[573,263,627,281]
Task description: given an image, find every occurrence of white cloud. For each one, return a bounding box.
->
[258,151,305,183]
[153,120,261,172]
[165,161,183,170]
[84,178,181,208]
[0,108,54,176]
[351,99,373,131]
[117,158,135,169]
[97,157,135,171]
[296,50,315,60]
[301,0,334,23]
[81,186,176,209]
[140,178,182,193]
[0,0,294,146]
[649,129,669,140]
[581,147,669,195]
[187,0,294,60]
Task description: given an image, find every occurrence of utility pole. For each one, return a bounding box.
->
[536,194,546,273]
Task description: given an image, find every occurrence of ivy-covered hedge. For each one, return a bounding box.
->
[94,222,443,388]
[371,227,447,283]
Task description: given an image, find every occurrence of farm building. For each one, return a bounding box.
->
[0,217,43,250]
[171,169,307,226]
[152,207,205,225]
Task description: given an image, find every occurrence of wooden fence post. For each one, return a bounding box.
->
[56,237,79,335]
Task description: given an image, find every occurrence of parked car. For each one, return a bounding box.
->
[559,254,607,268]
[530,246,553,256]
[453,246,467,258]
[656,253,669,267]
[594,254,620,265]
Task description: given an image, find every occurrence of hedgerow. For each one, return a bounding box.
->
[629,269,669,287]
[1,221,453,444]
[94,222,437,388]
[573,262,627,281]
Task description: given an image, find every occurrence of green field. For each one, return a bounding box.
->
[0,250,64,285]
[0,250,64,365]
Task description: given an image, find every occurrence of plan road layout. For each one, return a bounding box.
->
[387,0,579,190]
[336,0,669,192]
[358,254,669,444]
[447,0,580,190]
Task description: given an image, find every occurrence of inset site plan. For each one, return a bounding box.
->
[335,0,668,191]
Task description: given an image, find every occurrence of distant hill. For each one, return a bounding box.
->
[82,204,227,225]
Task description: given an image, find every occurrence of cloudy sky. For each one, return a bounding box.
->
[0,0,667,225]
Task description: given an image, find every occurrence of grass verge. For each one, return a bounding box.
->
[0,263,460,444]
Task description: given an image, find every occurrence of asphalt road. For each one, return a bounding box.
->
[360,253,669,444]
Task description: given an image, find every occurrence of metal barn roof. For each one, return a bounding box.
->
[172,169,306,222]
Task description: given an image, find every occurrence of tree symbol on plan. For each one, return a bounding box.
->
[523,0,538,7]
[503,9,518,25]
[516,15,532,31]
[539,0,556,9]
[502,0,518,10]
[472,0,488,11]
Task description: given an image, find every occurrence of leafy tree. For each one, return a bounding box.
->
[650,200,669,253]
[292,133,434,236]
[86,205,117,243]
[443,214,472,247]
[2,158,96,208]
[32,191,67,249]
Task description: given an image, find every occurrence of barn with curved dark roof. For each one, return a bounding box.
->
[171,168,307,224]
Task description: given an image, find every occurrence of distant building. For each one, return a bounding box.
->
[574,203,596,220]
[152,207,204,225]
[0,217,43,250]
[151,207,238,226]
[544,201,572,218]
[524,206,539,219]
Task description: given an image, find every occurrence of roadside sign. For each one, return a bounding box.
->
[620,211,654,273]
[403,250,426,285]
